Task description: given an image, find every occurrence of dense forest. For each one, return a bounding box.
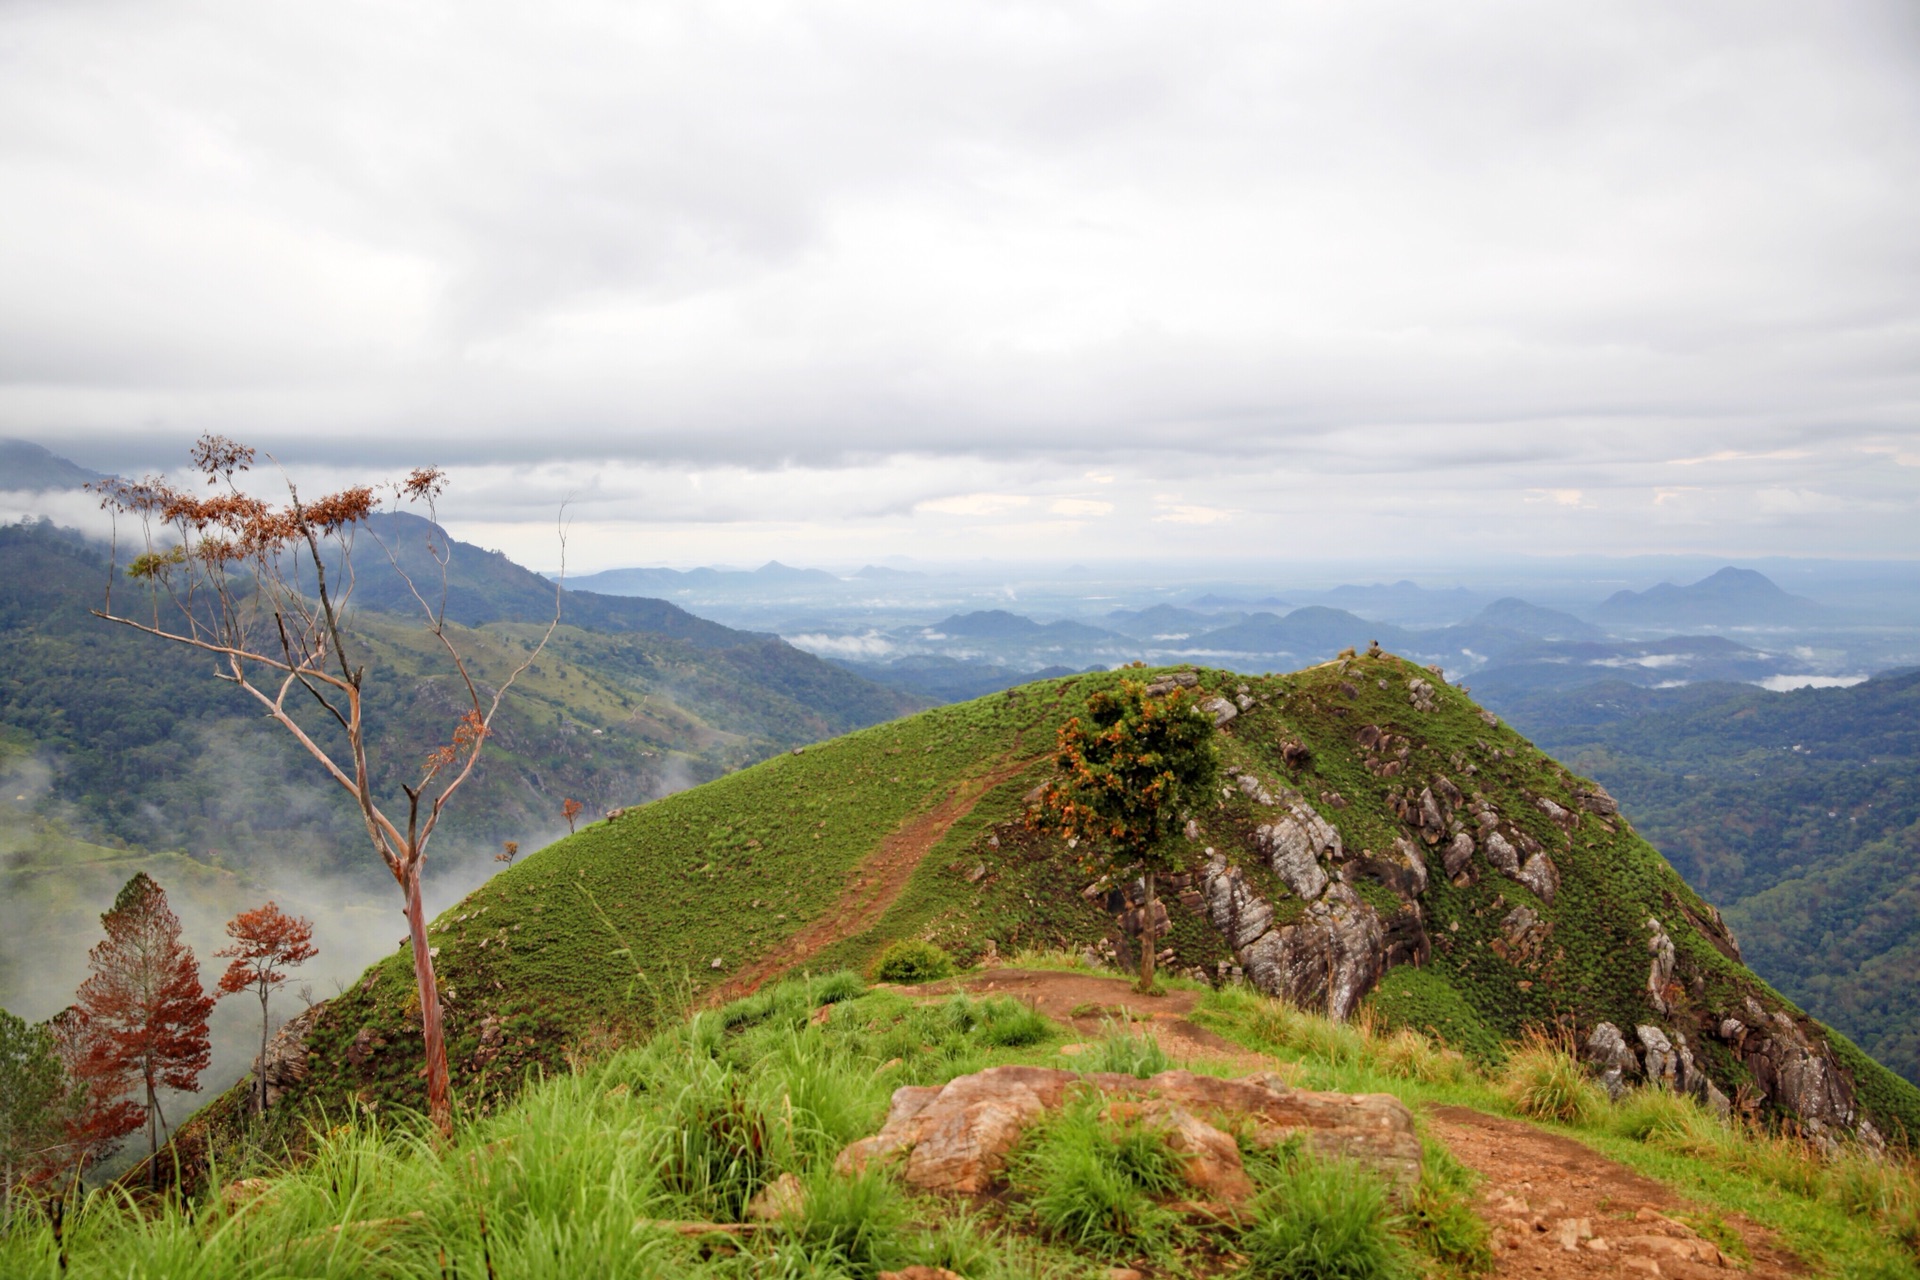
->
[1498,671,1920,1081]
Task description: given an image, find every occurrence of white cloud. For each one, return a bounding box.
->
[916,492,1032,517]
[1049,497,1113,517]
[1,0,1916,561]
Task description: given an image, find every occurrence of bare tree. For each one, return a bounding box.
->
[90,436,560,1134]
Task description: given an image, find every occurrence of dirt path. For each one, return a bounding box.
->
[1425,1106,1803,1280]
[706,756,1036,1004]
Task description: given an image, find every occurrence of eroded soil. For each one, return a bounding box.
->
[1426,1105,1804,1280]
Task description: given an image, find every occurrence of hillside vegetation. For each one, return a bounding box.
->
[0,519,919,883]
[8,968,1917,1279]
[158,653,1920,1181]
[1499,671,1920,1082]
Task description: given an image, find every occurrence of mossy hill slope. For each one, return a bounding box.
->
[220,655,1920,1156]
[0,519,919,882]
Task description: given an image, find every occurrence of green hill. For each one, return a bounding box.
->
[1492,671,1920,1083]
[0,518,920,885]
[174,655,1919,1175]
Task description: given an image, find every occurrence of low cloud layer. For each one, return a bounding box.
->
[2,0,1915,563]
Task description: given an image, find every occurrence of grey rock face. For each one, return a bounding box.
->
[1747,1022,1856,1132]
[1577,785,1619,817]
[1585,1022,1639,1100]
[1637,1024,1679,1089]
[1200,696,1238,726]
[1381,901,1431,969]
[1646,918,1676,1014]
[1203,860,1274,950]
[1358,836,1427,899]
[1535,795,1570,824]
[254,1004,323,1109]
[1502,906,1539,945]
[1239,883,1384,1021]
[1407,678,1438,712]
[1442,831,1475,879]
[1484,832,1520,874]
[1255,819,1330,901]
[1515,853,1560,904]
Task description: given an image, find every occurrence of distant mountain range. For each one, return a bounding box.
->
[566,559,841,595]
[2,439,103,490]
[1594,566,1824,628]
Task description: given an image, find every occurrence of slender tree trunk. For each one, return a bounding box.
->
[401,860,452,1136]
[1139,870,1158,992]
[145,1074,158,1191]
[258,986,271,1116]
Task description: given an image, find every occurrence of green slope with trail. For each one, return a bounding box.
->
[174,654,1920,1167]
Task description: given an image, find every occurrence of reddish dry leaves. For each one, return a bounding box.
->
[70,874,214,1158]
[215,902,318,1002]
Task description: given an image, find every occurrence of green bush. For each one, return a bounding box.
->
[1498,1036,1604,1127]
[1085,1023,1174,1078]
[872,939,955,984]
[1409,1139,1492,1274]
[778,1165,909,1278]
[1011,1093,1186,1257]
[1239,1153,1417,1280]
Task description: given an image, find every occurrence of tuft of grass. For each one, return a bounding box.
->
[776,1165,909,1279]
[1409,1138,1493,1275]
[1238,1151,1418,1280]
[1010,1092,1186,1258]
[871,938,954,984]
[1498,1034,1605,1126]
[1083,1021,1176,1078]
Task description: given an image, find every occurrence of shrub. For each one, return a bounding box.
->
[873,939,954,984]
[1011,1093,1185,1257]
[1239,1153,1417,1280]
[1085,1022,1174,1078]
[1608,1087,1722,1155]
[1409,1139,1492,1274]
[779,1165,909,1279]
[1499,1036,1604,1126]
[975,997,1054,1048]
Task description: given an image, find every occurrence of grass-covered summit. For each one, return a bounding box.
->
[177,653,1919,1168]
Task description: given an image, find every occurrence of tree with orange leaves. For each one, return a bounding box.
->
[89,436,561,1135]
[215,902,317,1116]
[70,874,214,1184]
[561,798,584,833]
[1028,680,1220,992]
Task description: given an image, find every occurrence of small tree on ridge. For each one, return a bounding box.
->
[71,873,213,1184]
[90,437,560,1135]
[1030,678,1220,991]
[215,902,317,1116]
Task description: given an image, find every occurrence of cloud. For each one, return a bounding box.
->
[0,0,1916,559]
[916,493,1032,517]
[1153,503,1234,525]
[1049,497,1113,517]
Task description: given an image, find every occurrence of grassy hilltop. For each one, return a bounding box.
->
[170,653,1920,1161]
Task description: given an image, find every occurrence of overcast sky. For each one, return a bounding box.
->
[2,0,1916,569]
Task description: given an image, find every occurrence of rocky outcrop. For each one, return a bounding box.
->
[836,1065,1421,1199]
[1645,918,1676,1014]
[1239,883,1384,1020]
[1202,860,1274,950]
[1718,1003,1856,1136]
[254,1004,323,1109]
[1585,1023,1639,1100]
[1407,678,1438,713]
[1514,853,1559,904]
[1252,798,1343,900]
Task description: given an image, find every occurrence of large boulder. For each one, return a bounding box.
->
[836,1066,1421,1200]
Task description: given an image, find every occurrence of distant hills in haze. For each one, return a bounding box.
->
[2,439,103,490]
[1595,566,1825,628]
